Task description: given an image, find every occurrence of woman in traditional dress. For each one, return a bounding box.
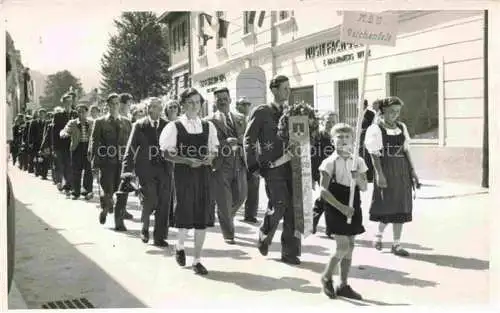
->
[364,97,420,257]
[159,88,219,275]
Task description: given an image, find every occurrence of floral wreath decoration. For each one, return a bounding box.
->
[277,101,320,146]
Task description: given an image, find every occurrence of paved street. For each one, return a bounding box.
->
[8,164,490,309]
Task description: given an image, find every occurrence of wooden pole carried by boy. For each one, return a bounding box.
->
[340,10,398,223]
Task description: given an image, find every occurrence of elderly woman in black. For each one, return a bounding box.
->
[364,97,420,257]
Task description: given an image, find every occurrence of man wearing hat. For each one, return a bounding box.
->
[60,104,94,200]
[88,92,132,230]
[52,92,78,196]
[244,74,301,265]
[119,93,133,118]
[207,87,248,244]
[236,97,260,224]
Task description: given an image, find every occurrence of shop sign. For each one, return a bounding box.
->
[322,49,371,67]
[199,74,226,87]
[305,40,362,60]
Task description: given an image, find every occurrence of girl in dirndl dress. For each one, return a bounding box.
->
[364,97,420,257]
[159,88,219,275]
[319,123,367,300]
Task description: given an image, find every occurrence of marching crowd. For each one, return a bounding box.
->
[9,74,420,300]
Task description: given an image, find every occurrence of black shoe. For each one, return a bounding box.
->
[336,284,362,300]
[225,238,235,245]
[257,239,268,256]
[154,240,169,248]
[321,277,336,299]
[99,211,107,225]
[115,224,127,232]
[244,217,258,223]
[175,250,186,266]
[391,244,410,257]
[123,211,133,220]
[281,255,301,265]
[193,262,208,275]
[71,195,80,200]
[141,229,149,243]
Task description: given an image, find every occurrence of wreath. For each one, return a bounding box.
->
[277,101,319,146]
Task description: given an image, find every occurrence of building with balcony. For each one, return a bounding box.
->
[186,10,487,185]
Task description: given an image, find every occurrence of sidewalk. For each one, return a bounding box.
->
[9,280,28,310]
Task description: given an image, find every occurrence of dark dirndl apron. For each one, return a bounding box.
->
[322,178,365,236]
[369,123,413,224]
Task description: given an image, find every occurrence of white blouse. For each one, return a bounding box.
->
[159,114,219,154]
[364,122,411,156]
[319,152,368,188]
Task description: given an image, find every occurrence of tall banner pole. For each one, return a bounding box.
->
[340,10,399,224]
[347,44,370,223]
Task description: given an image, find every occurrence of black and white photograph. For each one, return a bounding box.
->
[2,0,499,310]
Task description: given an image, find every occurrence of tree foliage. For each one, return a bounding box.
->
[100,11,171,101]
[39,70,84,109]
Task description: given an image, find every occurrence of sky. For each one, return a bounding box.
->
[4,0,165,92]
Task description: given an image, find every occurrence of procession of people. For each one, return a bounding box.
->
[9,74,420,300]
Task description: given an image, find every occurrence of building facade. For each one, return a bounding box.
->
[187,10,486,185]
[158,12,193,105]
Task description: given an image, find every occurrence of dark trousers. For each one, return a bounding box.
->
[35,157,50,179]
[54,148,72,190]
[27,149,35,173]
[19,149,29,170]
[245,171,260,219]
[260,164,301,258]
[139,166,173,242]
[71,142,93,196]
[10,144,19,166]
[99,162,121,209]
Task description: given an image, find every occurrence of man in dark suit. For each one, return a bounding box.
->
[208,87,248,244]
[11,114,25,166]
[52,93,77,196]
[235,97,259,224]
[60,104,94,200]
[88,93,132,230]
[30,109,49,179]
[244,74,301,265]
[122,97,172,247]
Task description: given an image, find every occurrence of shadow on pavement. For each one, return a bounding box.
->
[202,270,321,294]
[339,297,410,306]
[146,247,252,260]
[206,223,256,235]
[238,236,331,257]
[355,239,434,251]
[298,261,438,288]
[12,200,146,309]
[409,253,489,270]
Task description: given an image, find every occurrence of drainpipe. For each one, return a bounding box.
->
[481,9,489,188]
[270,11,277,78]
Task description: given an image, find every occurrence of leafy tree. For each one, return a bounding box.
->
[100,11,171,101]
[39,70,84,108]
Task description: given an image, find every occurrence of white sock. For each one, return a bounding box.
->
[393,240,400,247]
[177,228,187,250]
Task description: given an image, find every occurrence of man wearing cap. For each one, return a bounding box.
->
[60,104,94,200]
[236,97,260,224]
[52,93,78,196]
[88,93,132,230]
[207,87,248,244]
[244,74,301,265]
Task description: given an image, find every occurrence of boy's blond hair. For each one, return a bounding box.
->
[330,122,354,138]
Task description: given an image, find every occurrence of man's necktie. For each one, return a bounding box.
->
[225,112,235,135]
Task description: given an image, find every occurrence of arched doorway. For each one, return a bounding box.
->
[235,67,267,110]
